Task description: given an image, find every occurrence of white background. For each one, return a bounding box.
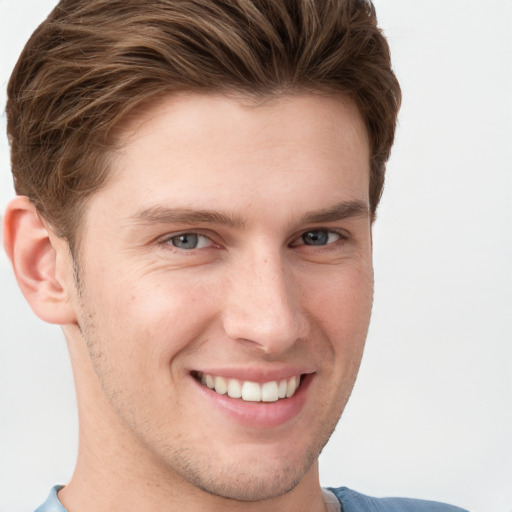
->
[0,1,511,511]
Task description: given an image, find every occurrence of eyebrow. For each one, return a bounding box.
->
[130,200,369,228]
[298,200,369,224]
[130,206,246,228]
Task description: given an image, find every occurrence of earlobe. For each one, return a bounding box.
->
[3,196,77,325]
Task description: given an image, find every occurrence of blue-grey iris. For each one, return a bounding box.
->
[171,233,199,249]
[302,230,329,246]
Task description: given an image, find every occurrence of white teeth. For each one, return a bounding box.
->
[198,373,302,402]
[214,376,228,395]
[242,381,261,402]
[278,379,287,399]
[227,378,242,399]
[261,381,279,402]
[286,376,298,398]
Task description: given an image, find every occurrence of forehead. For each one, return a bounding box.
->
[86,92,370,223]
[118,91,368,160]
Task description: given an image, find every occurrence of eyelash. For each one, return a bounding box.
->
[161,232,215,251]
[159,228,348,252]
[291,229,348,248]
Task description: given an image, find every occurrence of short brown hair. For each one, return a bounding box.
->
[6,0,400,250]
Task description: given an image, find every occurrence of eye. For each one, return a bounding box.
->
[166,233,213,250]
[296,230,342,246]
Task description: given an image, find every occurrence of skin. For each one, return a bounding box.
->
[4,93,373,512]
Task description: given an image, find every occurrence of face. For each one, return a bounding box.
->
[67,93,373,501]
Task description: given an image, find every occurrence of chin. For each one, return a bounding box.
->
[188,458,310,502]
[164,431,327,502]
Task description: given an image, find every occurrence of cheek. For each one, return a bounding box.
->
[86,270,221,367]
[304,263,373,364]
[308,263,374,327]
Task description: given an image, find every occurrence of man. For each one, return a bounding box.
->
[2,1,470,511]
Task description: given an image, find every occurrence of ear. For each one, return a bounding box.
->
[3,196,77,325]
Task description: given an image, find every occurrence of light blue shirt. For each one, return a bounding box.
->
[328,487,470,512]
[34,487,66,512]
[35,485,470,512]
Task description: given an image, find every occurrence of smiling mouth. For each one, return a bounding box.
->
[193,371,303,403]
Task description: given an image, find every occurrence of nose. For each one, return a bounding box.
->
[221,248,309,354]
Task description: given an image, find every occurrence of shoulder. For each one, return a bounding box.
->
[327,487,470,512]
[34,486,67,512]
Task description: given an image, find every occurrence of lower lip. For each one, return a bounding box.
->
[192,374,313,429]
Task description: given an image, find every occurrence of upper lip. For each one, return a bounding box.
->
[190,366,315,383]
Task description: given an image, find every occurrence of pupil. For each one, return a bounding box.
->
[173,233,198,249]
[303,230,328,245]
